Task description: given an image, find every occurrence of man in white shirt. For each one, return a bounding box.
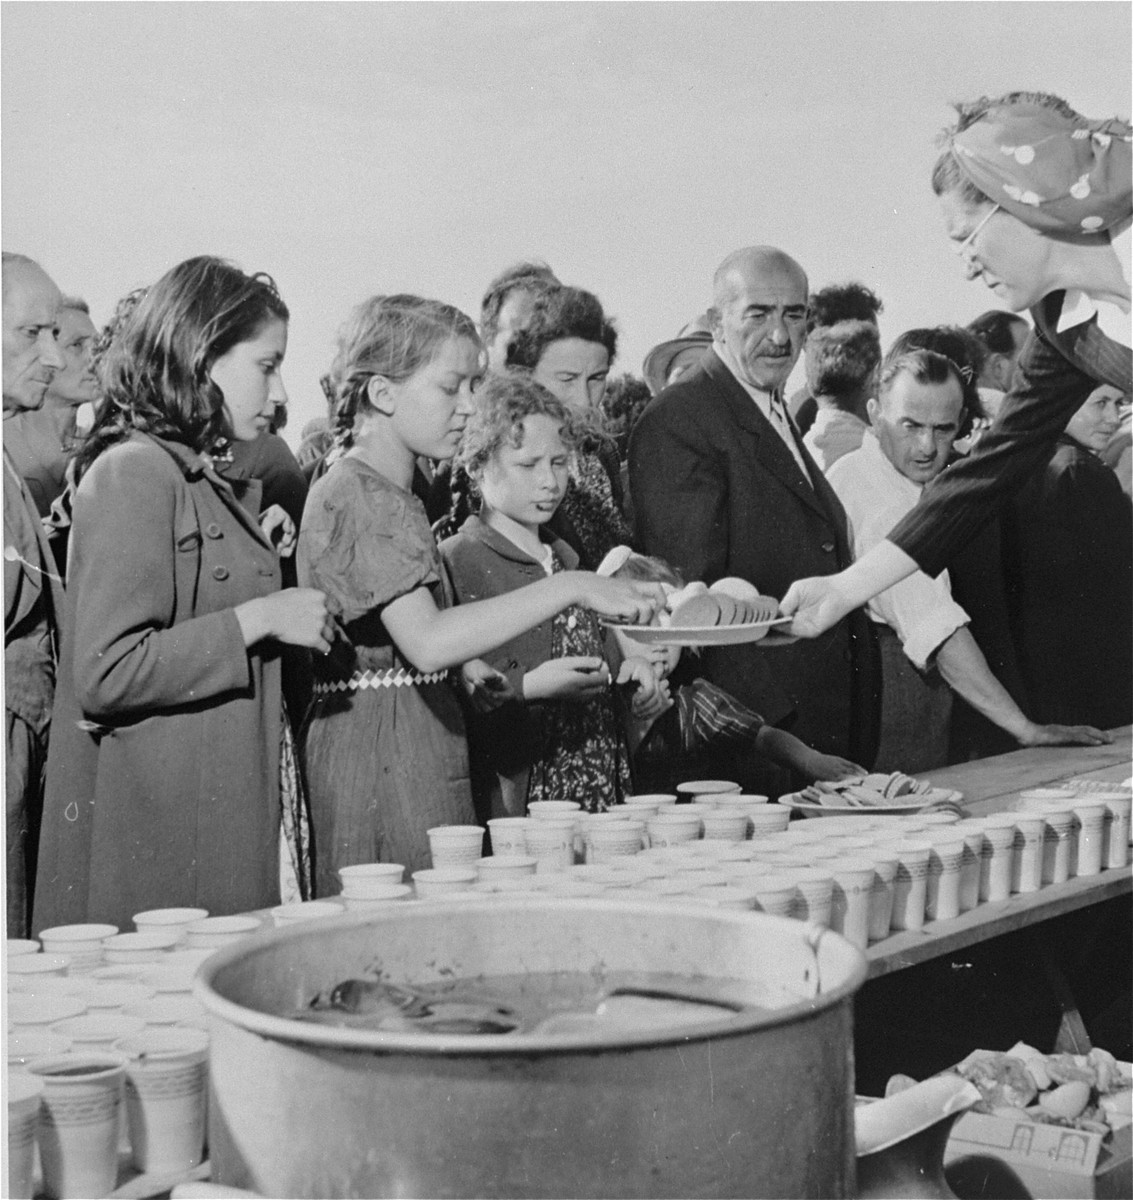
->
[828,348,1104,770]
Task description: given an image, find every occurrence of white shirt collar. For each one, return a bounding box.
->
[859,429,925,503]
[1057,221,1132,348]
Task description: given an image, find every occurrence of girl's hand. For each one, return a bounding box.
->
[574,575,666,625]
[523,656,610,702]
[260,504,297,557]
[616,657,673,720]
[235,588,335,653]
[460,659,515,713]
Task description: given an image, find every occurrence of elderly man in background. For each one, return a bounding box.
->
[828,348,1105,771]
[630,246,878,793]
[3,251,66,934]
[479,260,560,369]
[4,296,96,518]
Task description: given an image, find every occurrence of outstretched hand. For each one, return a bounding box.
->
[579,576,666,626]
[780,575,855,639]
[1018,722,1113,749]
[260,504,297,557]
[459,659,516,713]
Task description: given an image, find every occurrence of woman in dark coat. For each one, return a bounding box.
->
[33,257,333,931]
[1002,383,1132,729]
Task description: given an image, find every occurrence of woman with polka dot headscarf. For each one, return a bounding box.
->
[782,92,1130,682]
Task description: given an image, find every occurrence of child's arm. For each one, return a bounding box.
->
[382,574,663,675]
[754,725,865,783]
[524,656,610,702]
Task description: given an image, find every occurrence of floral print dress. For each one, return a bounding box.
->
[525,551,632,813]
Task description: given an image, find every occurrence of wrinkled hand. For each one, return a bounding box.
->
[1018,722,1112,748]
[460,659,515,713]
[260,504,297,558]
[616,657,673,720]
[801,751,866,784]
[780,575,854,639]
[579,576,666,626]
[524,656,610,702]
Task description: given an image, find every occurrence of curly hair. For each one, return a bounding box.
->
[611,552,685,589]
[456,370,580,483]
[805,319,881,399]
[479,260,560,344]
[883,328,985,436]
[806,282,884,333]
[75,257,288,481]
[930,91,1085,208]
[507,286,618,372]
[327,294,480,454]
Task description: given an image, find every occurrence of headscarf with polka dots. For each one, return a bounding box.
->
[950,100,1132,235]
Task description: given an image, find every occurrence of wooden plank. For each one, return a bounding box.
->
[866,868,1132,978]
[927,726,1132,812]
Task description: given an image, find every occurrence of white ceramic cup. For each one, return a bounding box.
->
[7,1031,74,1068]
[675,780,741,796]
[1070,800,1108,876]
[924,838,964,921]
[102,930,181,964]
[585,822,646,863]
[828,859,875,948]
[700,810,750,842]
[426,824,485,868]
[113,1028,210,1173]
[6,937,41,956]
[27,1053,126,1200]
[183,916,262,949]
[1008,814,1045,893]
[526,801,582,820]
[746,806,791,836]
[342,887,413,910]
[646,812,703,847]
[1038,808,1077,885]
[132,909,209,943]
[6,1071,44,1199]
[37,925,118,970]
[474,855,538,879]
[978,816,1017,902]
[791,868,835,929]
[884,841,931,932]
[486,817,530,857]
[1097,793,1132,869]
[950,821,986,913]
[338,862,406,886]
[866,849,899,941]
[411,867,478,896]
[751,873,799,918]
[523,821,575,873]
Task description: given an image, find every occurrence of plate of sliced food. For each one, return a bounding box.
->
[780,772,965,817]
[606,577,797,646]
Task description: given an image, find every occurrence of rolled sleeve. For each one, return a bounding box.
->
[871,570,969,672]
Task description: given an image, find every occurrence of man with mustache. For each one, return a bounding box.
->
[3,252,66,933]
[629,246,878,793]
[827,349,1101,771]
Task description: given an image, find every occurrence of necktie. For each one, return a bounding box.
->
[769,393,813,486]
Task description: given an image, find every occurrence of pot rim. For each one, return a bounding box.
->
[194,898,867,1057]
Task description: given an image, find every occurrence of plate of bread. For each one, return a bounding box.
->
[606,577,796,646]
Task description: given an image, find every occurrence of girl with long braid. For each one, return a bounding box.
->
[297,295,662,891]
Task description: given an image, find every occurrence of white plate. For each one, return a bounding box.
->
[604,617,793,646]
[779,788,964,818]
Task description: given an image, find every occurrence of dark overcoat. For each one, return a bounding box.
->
[628,351,879,769]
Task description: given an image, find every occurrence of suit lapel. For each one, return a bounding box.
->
[702,352,834,523]
[1036,292,1133,390]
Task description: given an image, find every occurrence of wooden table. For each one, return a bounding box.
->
[866,726,1132,980]
[859,728,1131,1058]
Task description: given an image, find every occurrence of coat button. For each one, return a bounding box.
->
[205,522,223,539]
[507,659,519,670]
[821,541,835,553]
[212,565,230,581]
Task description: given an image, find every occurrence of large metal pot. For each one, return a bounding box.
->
[196,899,867,1198]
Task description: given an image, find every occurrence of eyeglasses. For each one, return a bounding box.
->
[953,203,1001,257]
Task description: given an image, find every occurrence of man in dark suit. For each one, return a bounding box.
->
[629,246,878,793]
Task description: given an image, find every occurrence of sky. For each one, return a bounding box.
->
[3,1,1131,447]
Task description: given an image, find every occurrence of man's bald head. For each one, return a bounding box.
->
[709,246,809,393]
[3,254,64,411]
